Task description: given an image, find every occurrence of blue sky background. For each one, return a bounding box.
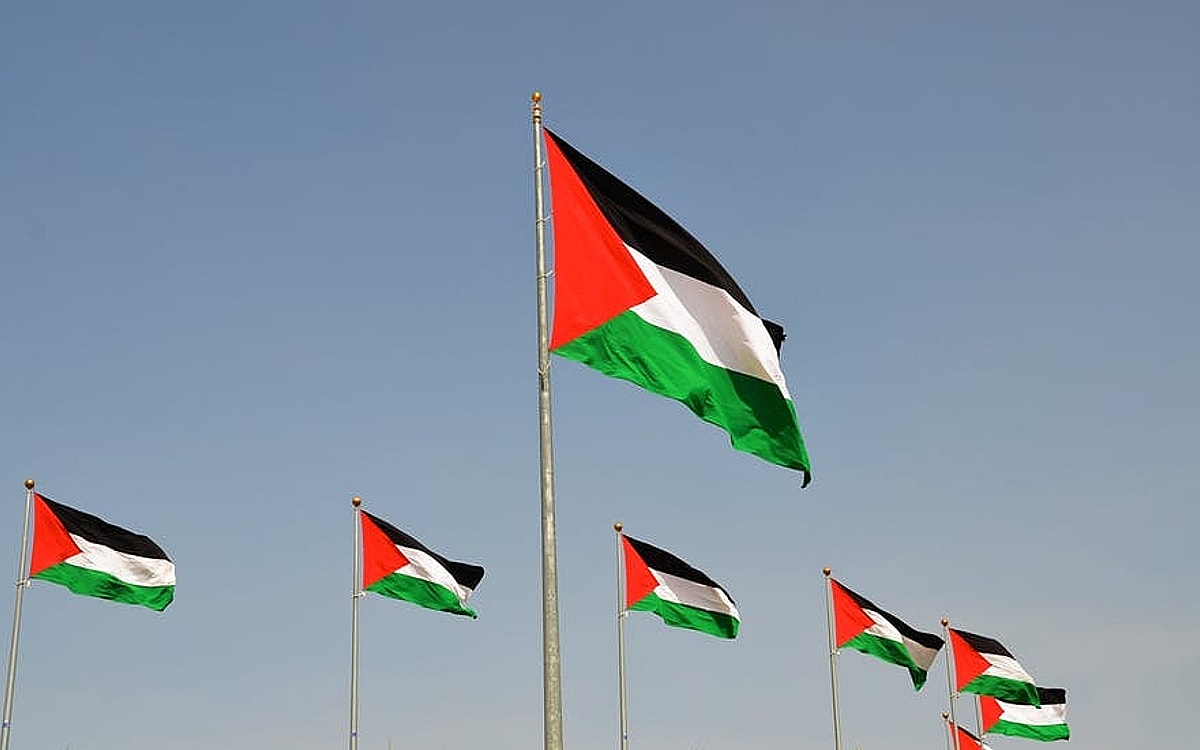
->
[2,3,1196,749]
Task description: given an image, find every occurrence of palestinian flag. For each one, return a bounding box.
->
[621,534,739,639]
[30,493,175,611]
[949,722,993,750]
[543,129,811,485]
[360,511,484,618]
[949,628,1040,706]
[829,578,943,690]
[981,688,1070,742]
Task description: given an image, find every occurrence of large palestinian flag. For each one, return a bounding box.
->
[543,129,811,485]
[949,628,1040,706]
[621,534,739,639]
[981,687,1070,742]
[829,578,943,690]
[30,493,175,611]
[360,511,484,618]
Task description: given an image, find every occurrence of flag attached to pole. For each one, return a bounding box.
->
[30,493,175,611]
[949,628,1041,706]
[360,511,484,618]
[949,721,993,750]
[981,687,1070,741]
[543,129,811,485]
[829,578,943,689]
[621,534,739,639]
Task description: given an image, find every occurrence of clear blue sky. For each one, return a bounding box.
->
[2,3,1196,749]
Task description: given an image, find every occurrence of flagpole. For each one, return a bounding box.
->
[822,568,843,750]
[942,618,960,750]
[974,693,985,742]
[1,479,35,750]
[350,496,363,750]
[532,89,565,750]
[614,524,629,750]
[942,712,953,750]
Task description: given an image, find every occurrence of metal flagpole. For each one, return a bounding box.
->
[941,618,960,750]
[349,496,363,750]
[1,479,36,750]
[532,90,565,750]
[942,712,953,750]
[822,568,843,750]
[974,693,985,743]
[614,524,629,750]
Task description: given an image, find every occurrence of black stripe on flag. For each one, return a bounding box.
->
[954,629,1016,658]
[1034,687,1066,705]
[544,129,785,351]
[624,535,735,601]
[362,512,484,590]
[41,496,170,561]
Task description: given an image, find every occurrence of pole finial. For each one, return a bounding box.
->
[822,566,832,577]
[23,478,34,490]
[613,522,623,532]
[942,711,950,720]
[351,496,362,508]
[940,616,949,626]
[531,90,542,104]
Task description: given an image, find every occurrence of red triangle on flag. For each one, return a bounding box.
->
[544,131,656,350]
[950,628,992,690]
[30,494,82,576]
[621,536,659,608]
[979,695,1003,733]
[360,513,410,589]
[830,579,876,647]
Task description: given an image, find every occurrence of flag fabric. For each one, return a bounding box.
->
[543,129,812,485]
[30,493,175,611]
[360,511,484,618]
[981,687,1070,742]
[829,578,943,690]
[621,534,739,639]
[949,722,993,750]
[949,628,1041,706]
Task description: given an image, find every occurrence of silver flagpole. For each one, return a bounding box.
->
[941,618,960,750]
[822,568,843,750]
[974,693,985,743]
[614,524,628,750]
[942,712,953,750]
[532,90,565,750]
[1,479,36,750]
[350,496,363,750]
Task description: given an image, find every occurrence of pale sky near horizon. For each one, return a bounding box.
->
[2,3,1197,749]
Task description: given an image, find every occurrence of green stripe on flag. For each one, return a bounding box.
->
[554,310,808,471]
[631,592,739,639]
[34,563,174,612]
[367,572,476,618]
[843,632,930,689]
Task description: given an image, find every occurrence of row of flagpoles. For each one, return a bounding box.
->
[2,479,1070,750]
[824,570,1070,750]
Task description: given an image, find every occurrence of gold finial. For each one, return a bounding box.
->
[941,617,949,626]
[613,522,623,532]
[531,91,542,103]
[822,567,832,577]
[24,478,35,490]
[351,496,362,508]
[942,711,950,720]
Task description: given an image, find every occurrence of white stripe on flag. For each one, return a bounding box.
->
[650,569,739,619]
[65,534,175,587]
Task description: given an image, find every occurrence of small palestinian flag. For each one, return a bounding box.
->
[360,511,484,618]
[949,628,1040,706]
[543,129,811,485]
[829,578,943,690]
[621,534,739,639]
[981,687,1070,742]
[949,721,993,750]
[30,493,175,611]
